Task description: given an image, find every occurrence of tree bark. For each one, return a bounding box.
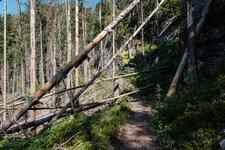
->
[0,0,141,134]
[156,0,159,45]
[187,0,197,83]
[5,104,103,134]
[12,63,16,93]
[66,0,72,102]
[40,18,44,88]
[52,0,57,104]
[112,0,116,78]
[30,0,36,127]
[3,68,166,107]
[120,0,165,54]
[51,2,166,121]
[195,0,214,37]
[167,50,187,97]
[141,1,144,54]
[75,0,79,98]
[166,0,214,97]
[5,83,155,134]
[112,0,119,98]
[3,0,7,122]
[82,0,88,83]
[99,0,103,69]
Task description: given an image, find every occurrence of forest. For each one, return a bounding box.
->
[0,0,225,149]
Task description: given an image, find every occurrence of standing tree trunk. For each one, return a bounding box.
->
[141,1,144,54]
[166,0,214,97]
[156,0,159,45]
[12,63,16,93]
[51,5,166,120]
[99,0,103,69]
[3,0,7,122]
[187,0,197,83]
[112,0,116,78]
[39,18,44,87]
[75,0,79,98]
[0,0,142,134]
[52,0,57,104]
[82,0,88,83]
[112,0,119,98]
[16,0,26,95]
[16,0,25,94]
[66,0,72,102]
[30,0,36,123]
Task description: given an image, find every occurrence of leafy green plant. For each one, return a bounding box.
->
[0,103,130,150]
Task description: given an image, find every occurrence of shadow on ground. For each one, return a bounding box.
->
[112,94,158,150]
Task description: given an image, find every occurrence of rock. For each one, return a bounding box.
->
[219,139,225,150]
[219,129,225,137]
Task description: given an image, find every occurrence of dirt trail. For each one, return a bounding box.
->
[113,94,158,150]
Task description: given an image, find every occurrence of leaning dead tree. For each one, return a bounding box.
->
[166,0,214,97]
[51,0,166,122]
[5,104,103,134]
[2,68,166,109]
[0,0,142,134]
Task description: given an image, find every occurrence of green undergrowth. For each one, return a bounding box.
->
[122,40,225,149]
[0,102,130,150]
[122,39,182,91]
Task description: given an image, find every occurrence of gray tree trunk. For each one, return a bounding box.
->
[3,0,7,122]
[112,0,119,97]
[167,0,214,97]
[0,0,142,134]
[30,0,36,124]
[66,0,72,102]
[52,0,57,104]
[75,0,80,97]
[16,0,26,95]
[99,0,103,69]
[40,18,44,87]
[141,1,144,54]
[82,0,88,83]
[187,0,197,83]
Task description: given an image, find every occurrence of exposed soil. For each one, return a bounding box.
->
[112,94,158,150]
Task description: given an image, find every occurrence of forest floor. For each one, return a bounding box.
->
[112,94,158,150]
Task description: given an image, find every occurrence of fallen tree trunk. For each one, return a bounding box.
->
[5,104,103,134]
[94,67,167,84]
[158,16,177,38]
[0,0,142,134]
[166,0,214,97]
[3,68,166,109]
[51,0,166,122]
[167,49,187,97]
[4,85,86,107]
[119,0,166,53]
[0,96,25,106]
[29,107,64,110]
[82,83,156,106]
[5,83,155,134]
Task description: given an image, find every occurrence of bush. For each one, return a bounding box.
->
[0,103,130,150]
[122,39,225,149]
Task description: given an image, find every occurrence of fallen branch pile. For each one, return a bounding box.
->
[4,83,155,134]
